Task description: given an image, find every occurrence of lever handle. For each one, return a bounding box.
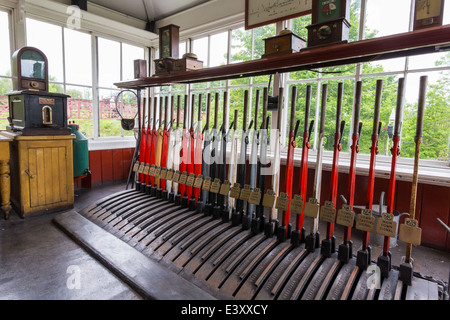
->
[293,120,301,140]
[308,120,315,142]
[339,120,346,145]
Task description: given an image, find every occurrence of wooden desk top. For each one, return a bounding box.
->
[0,130,74,141]
[0,132,13,142]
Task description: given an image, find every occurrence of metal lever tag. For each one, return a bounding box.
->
[399,219,422,246]
[376,213,397,238]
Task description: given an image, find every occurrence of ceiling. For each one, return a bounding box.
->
[88,0,212,22]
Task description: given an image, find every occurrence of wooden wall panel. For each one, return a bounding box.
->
[446,225,450,251]
[320,170,332,204]
[85,148,134,187]
[394,181,424,225]
[395,180,412,215]
[305,168,315,201]
[420,185,450,250]
[89,150,102,186]
[100,150,113,183]
[122,148,134,180]
[336,172,348,209]
[112,149,124,181]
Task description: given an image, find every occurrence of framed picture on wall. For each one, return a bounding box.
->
[245,0,312,29]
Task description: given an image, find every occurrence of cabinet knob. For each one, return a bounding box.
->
[25,169,36,179]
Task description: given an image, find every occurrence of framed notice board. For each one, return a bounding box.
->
[245,0,313,29]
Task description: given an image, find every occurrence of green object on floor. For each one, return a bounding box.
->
[69,122,89,178]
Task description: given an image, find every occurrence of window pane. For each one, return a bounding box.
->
[192,82,208,89]
[229,87,249,129]
[48,82,64,94]
[349,0,362,41]
[210,32,228,67]
[318,78,356,152]
[0,78,12,129]
[179,41,186,58]
[253,24,275,59]
[292,15,311,40]
[251,86,271,132]
[171,84,186,93]
[98,37,120,88]
[210,80,227,87]
[230,27,252,63]
[290,69,319,81]
[64,28,92,86]
[99,89,122,137]
[26,18,64,82]
[445,2,450,24]
[67,85,93,138]
[288,83,319,148]
[99,89,138,137]
[357,75,402,156]
[321,64,356,78]
[122,43,145,81]
[230,76,251,86]
[0,78,12,95]
[253,75,271,85]
[169,93,188,129]
[188,92,208,127]
[409,51,449,70]
[192,37,209,67]
[119,90,138,137]
[402,70,450,161]
[0,11,11,76]
[363,57,406,74]
[365,0,412,39]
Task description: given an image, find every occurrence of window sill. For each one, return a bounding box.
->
[86,137,449,187]
[276,149,450,188]
[88,137,137,151]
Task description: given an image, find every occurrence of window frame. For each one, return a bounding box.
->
[0,6,13,84]
[0,6,13,130]
[23,14,149,144]
[95,35,147,138]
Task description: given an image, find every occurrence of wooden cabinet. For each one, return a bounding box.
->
[0,134,12,219]
[3,132,74,218]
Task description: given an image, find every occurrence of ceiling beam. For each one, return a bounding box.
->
[142,0,155,21]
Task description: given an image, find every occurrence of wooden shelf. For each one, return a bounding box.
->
[115,25,450,90]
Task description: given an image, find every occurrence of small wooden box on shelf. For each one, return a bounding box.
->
[171,53,204,73]
[154,54,204,75]
[262,30,306,58]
